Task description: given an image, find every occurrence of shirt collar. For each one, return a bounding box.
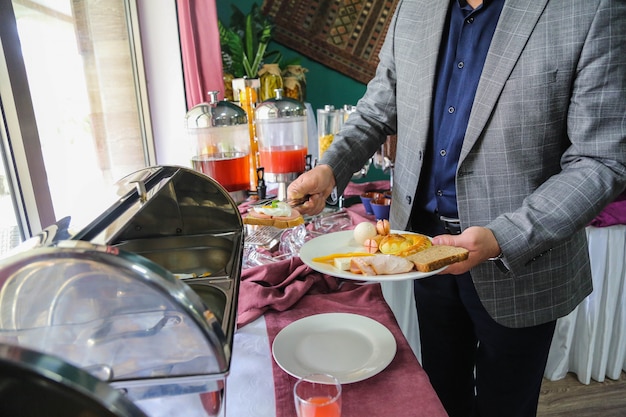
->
[457,0,491,12]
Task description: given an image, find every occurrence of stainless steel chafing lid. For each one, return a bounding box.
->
[0,243,229,384]
[70,166,243,246]
[185,91,247,128]
[255,88,307,119]
[0,343,149,417]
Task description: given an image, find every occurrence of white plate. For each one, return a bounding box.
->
[299,230,446,281]
[272,313,397,384]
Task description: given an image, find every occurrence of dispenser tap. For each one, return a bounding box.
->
[256,167,266,199]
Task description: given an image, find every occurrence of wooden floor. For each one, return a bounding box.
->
[537,372,626,416]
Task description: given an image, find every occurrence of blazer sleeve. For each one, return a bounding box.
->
[487,0,626,271]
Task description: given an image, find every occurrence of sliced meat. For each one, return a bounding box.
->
[350,254,414,275]
[350,257,377,275]
[368,254,414,275]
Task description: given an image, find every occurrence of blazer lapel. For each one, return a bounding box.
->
[403,2,449,148]
[460,0,550,160]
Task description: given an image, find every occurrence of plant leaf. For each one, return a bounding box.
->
[264,50,282,65]
[218,20,244,77]
[244,13,258,76]
[220,2,281,78]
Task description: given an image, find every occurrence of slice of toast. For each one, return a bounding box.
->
[405,245,469,272]
[243,208,304,228]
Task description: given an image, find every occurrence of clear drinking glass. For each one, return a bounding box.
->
[294,373,342,417]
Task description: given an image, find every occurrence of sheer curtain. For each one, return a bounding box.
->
[177,0,223,108]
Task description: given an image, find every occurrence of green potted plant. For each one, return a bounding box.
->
[218,3,281,80]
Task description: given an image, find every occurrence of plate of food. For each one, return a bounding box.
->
[272,313,396,383]
[298,221,469,282]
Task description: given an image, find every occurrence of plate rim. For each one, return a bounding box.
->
[271,312,397,384]
[298,229,446,281]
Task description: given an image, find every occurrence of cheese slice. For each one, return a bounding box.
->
[333,257,353,271]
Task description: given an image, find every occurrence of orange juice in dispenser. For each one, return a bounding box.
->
[255,89,308,200]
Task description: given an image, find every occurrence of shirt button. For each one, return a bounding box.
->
[466,17,474,24]
[439,149,447,157]
[457,61,464,69]
[448,106,455,114]
[436,190,444,197]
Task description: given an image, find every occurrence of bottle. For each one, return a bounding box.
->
[259,63,283,101]
[238,80,261,191]
[283,77,302,102]
[282,65,308,101]
[223,73,235,101]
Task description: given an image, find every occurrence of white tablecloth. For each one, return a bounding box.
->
[136,316,275,417]
[382,225,626,384]
[544,225,626,383]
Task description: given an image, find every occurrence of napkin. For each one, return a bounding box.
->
[588,190,626,228]
[237,257,352,328]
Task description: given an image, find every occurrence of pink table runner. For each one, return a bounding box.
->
[263,283,448,417]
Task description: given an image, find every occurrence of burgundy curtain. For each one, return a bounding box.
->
[177,0,223,109]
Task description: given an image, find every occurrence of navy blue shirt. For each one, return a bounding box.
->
[417,0,504,218]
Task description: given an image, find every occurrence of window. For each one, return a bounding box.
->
[0,0,154,255]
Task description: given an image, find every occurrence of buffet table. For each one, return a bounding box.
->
[228,259,447,417]
[137,260,447,417]
[138,183,624,417]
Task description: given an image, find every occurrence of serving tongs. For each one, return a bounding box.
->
[252,194,311,209]
[285,195,311,208]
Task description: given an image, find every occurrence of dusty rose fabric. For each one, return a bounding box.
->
[237,257,348,328]
[264,283,448,417]
[343,180,391,197]
[176,0,224,108]
[588,191,626,227]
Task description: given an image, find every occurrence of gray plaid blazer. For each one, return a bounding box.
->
[321,0,626,328]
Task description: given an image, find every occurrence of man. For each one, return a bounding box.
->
[288,0,626,416]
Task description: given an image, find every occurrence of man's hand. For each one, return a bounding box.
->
[287,164,336,216]
[431,226,502,275]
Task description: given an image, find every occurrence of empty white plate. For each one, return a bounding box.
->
[271,313,397,383]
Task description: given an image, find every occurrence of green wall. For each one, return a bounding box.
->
[216,1,367,112]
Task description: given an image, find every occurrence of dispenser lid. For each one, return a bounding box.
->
[185,91,247,128]
[317,104,342,115]
[255,88,307,119]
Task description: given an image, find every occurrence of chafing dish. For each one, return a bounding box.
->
[0,343,149,417]
[0,166,243,416]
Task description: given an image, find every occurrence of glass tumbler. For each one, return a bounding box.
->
[294,373,342,417]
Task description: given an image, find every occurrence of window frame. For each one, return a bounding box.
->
[0,0,156,239]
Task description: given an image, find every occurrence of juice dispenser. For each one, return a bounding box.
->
[317,105,345,158]
[255,89,308,200]
[186,91,250,203]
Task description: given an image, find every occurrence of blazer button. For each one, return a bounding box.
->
[405,195,412,204]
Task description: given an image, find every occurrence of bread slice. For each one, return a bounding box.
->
[405,245,469,272]
[242,214,275,227]
[272,215,304,228]
[243,208,304,228]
